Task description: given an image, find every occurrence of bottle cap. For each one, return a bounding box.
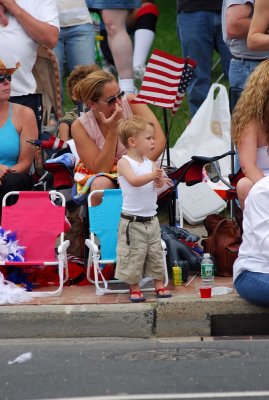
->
[204,253,210,257]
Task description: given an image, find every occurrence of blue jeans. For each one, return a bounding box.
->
[176,11,231,117]
[53,23,95,91]
[229,58,260,89]
[234,270,269,306]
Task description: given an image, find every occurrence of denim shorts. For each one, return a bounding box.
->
[87,0,141,9]
[234,270,269,306]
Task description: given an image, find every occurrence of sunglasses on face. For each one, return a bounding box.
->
[0,74,12,83]
[97,90,125,106]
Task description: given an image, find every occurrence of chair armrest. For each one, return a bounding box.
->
[191,150,235,164]
[58,240,70,254]
[85,238,99,254]
[161,239,167,251]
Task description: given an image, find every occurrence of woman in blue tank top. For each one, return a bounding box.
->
[0,60,38,217]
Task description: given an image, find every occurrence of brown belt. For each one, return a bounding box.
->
[121,213,156,223]
[121,213,156,245]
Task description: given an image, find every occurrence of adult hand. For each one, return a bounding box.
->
[0,3,8,26]
[99,103,123,131]
[0,0,19,16]
[0,164,11,182]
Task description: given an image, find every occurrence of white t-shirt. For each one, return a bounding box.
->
[233,176,269,281]
[56,0,92,27]
[0,0,59,96]
[118,155,157,217]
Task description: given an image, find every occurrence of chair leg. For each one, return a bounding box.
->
[168,189,177,226]
[83,209,90,266]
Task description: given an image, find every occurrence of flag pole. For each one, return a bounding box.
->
[163,108,170,166]
[160,112,175,168]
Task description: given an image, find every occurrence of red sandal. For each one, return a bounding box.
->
[156,287,172,298]
[129,289,146,303]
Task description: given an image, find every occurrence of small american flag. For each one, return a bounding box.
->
[133,49,196,115]
[27,135,68,151]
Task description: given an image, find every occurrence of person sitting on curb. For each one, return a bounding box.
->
[115,115,172,302]
[234,175,269,306]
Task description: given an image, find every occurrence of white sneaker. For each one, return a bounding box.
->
[124,87,138,95]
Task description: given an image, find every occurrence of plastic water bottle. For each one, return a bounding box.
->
[200,253,214,297]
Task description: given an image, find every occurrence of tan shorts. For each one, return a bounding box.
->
[115,216,164,284]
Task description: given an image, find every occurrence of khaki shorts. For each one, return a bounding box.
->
[115,216,164,284]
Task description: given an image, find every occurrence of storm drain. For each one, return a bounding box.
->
[211,314,269,336]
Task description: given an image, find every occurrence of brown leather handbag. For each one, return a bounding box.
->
[201,214,242,277]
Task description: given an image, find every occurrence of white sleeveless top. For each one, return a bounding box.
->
[257,146,269,176]
[118,155,157,217]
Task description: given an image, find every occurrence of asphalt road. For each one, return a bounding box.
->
[1,337,269,400]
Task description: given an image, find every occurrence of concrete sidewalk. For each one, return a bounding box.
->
[1,275,269,339]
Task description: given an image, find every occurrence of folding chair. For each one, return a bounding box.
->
[0,191,70,297]
[158,150,235,226]
[85,189,168,295]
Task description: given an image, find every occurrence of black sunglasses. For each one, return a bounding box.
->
[0,74,12,83]
[97,90,125,106]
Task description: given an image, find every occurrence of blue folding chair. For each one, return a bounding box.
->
[85,189,168,295]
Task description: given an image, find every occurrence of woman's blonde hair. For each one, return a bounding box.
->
[232,59,269,144]
[72,70,116,104]
[117,115,154,148]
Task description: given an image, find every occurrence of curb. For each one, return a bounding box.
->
[1,295,269,339]
[155,294,269,337]
[0,303,154,339]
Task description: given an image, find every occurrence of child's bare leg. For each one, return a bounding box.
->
[0,5,8,27]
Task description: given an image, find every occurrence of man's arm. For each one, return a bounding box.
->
[0,0,59,48]
[247,0,269,51]
[226,3,253,39]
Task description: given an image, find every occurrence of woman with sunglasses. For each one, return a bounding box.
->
[0,60,37,217]
[71,69,166,204]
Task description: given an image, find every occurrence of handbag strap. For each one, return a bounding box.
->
[208,218,238,255]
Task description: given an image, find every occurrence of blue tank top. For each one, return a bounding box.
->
[0,103,20,167]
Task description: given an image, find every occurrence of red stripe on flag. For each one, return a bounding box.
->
[133,49,196,115]
[144,68,182,82]
[148,59,184,73]
[142,76,181,88]
[152,49,187,65]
